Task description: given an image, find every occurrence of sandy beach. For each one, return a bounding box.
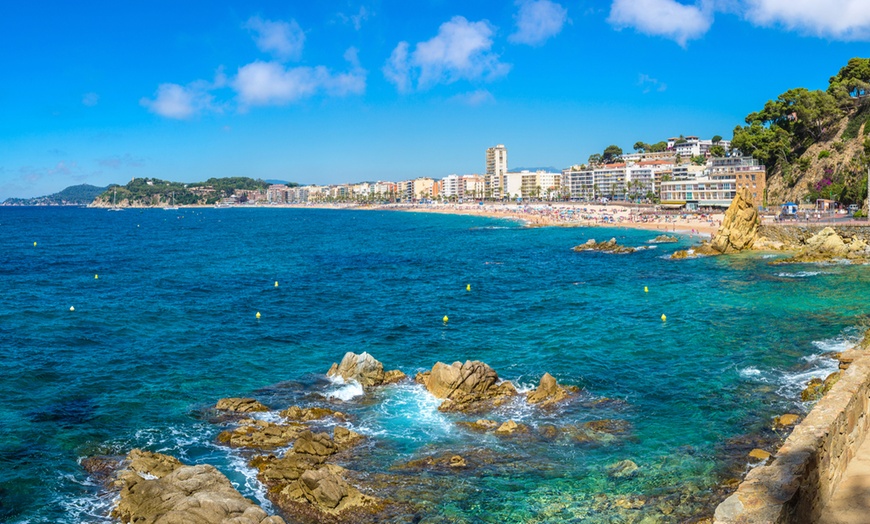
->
[360,202,723,237]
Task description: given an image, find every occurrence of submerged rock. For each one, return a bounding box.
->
[574,238,640,254]
[526,372,574,407]
[113,449,284,524]
[215,397,269,413]
[494,420,530,436]
[456,419,500,432]
[421,360,518,413]
[774,413,800,427]
[748,449,771,461]
[800,371,841,402]
[607,459,639,478]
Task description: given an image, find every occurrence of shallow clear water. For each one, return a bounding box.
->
[1,207,867,522]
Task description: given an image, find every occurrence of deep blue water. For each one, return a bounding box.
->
[1,207,868,522]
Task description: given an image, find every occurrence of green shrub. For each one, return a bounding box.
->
[818,150,831,159]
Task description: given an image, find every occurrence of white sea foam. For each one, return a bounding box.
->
[775,330,862,399]
[775,271,826,278]
[762,254,777,259]
[739,367,762,378]
[325,379,365,401]
[249,410,284,424]
[224,450,274,511]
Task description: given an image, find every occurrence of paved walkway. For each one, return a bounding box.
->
[819,435,870,524]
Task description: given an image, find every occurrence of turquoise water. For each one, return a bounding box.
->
[1,207,868,522]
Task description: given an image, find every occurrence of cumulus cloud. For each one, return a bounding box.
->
[509,0,569,46]
[245,16,305,61]
[82,92,99,106]
[233,48,366,107]
[383,16,511,92]
[608,0,713,47]
[742,0,870,40]
[140,82,214,119]
[449,89,496,106]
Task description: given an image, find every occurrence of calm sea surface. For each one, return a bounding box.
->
[1,207,868,522]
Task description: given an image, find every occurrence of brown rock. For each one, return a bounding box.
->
[526,372,571,406]
[774,413,800,427]
[215,397,269,413]
[275,465,380,517]
[333,426,364,450]
[424,360,518,413]
[494,420,529,435]
[383,369,407,384]
[573,238,638,254]
[280,405,346,422]
[217,419,308,449]
[327,352,386,387]
[710,188,759,254]
[607,459,638,478]
[293,431,338,458]
[456,419,500,432]
[749,449,771,461]
[112,450,284,524]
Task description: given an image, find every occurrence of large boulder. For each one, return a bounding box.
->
[274,465,380,517]
[573,238,639,254]
[217,419,308,449]
[526,373,573,407]
[327,352,404,388]
[280,406,346,422]
[420,360,518,413]
[112,449,284,524]
[710,188,759,254]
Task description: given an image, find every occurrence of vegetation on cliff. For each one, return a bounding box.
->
[94,177,298,206]
[1,184,108,206]
[731,58,870,206]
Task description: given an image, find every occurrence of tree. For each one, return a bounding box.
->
[691,155,706,166]
[588,153,602,165]
[633,141,647,152]
[603,145,623,162]
[710,145,726,157]
[649,141,668,152]
[712,135,723,144]
[828,57,870,100]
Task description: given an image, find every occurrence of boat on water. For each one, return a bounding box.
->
[108,189,123,211]
[163,192,179,211]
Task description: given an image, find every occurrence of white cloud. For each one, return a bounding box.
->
[638,73,667,93]
[233,49,366,107]
[449,89,496,106]
[245,16,305,60]
[97,154,144,169]
[383,16,511,92]
[140,82,216,119]
[509,0,569,46]
[742,0,870,40]
[82,92,99,106]
[338,6,370,30]
[608,0,712,46]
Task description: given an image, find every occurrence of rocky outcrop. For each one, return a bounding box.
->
[607,459,639,478]
[801,372,842,402]
[710,188,759,254]
[776,227,870,263]
[651,234,679,243]
[215,397,269,413]
[112,449,284,524]
[526,373,574,407]
[217,419,308,449]
[275,465,378,517]
[326,352,404,388]
[280,405,346,422]
[573,238,643,254]
[494,420,529,435]
[418,360,518,413]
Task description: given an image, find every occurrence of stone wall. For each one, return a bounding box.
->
[714,341,870,523]
[758,225,870,246]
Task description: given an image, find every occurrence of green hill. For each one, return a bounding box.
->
[1,184,107,206]
[92,177,280,207]
[731,57,870,207]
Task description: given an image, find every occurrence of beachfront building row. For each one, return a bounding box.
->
[659,156,766,209]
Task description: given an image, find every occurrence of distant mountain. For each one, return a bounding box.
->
[264,179,301,186]
[1,184,108,206]
[510,166,560,173]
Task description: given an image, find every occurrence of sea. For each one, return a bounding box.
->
[1,206,868,523]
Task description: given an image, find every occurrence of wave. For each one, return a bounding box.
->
[775,271,827,278]
[324,378,365,401]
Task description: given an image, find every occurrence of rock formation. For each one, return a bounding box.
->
[326,352,405,388]
[215,397,269,413]
[280,405,346,422]
[779,227,870,263]
[526,372,574,407]
[418,360,518,413]
[709,188,759,254]
[651,234,679,243]
[112,449,284,524]
[217,419,308,449]
[573,238,643,254]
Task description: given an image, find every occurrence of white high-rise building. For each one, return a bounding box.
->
[485,144,508,198]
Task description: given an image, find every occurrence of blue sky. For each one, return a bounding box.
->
[2,0,870,198]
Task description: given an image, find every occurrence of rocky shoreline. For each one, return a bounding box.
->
[83,351,761,523]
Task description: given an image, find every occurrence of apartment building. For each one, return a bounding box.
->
[660,156,765,209]
[485,144,508,198]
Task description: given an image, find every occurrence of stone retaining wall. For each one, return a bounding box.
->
[758,225,870,246]
[714,341,870,523]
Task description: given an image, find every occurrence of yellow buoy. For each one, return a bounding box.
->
[256,312,261,319]
[443,315,449,323]
[274,281,279,287]
[661,314,667,322]
[644,286,648,293]
[69,306,75,312]
[466,284,471,292]
[95,274,99,279]
[33,242,37,247]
